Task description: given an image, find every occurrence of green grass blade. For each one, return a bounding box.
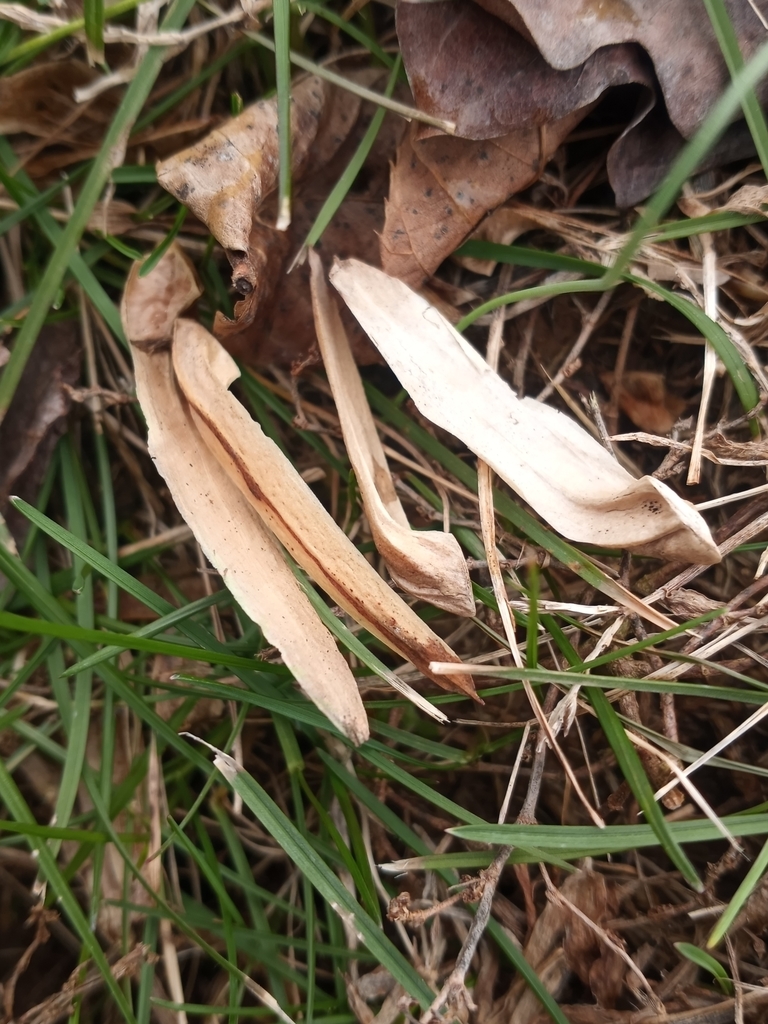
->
[455,277,605,331]
[303,55,402,249]
[648,210,764,240]
[454,240,759,412]
[703,0,768,177]
[210,748,436,1007]
[603,35,768,285]
[359,746,485,826]
[0,0,198,423]
[440,662,766,708]
[675,942,733,995]
[63,591,230,676]
[0,611,268,673]
[708,835,768,947]
[84,0,105,62]
[0,143,125,342]
[0,758,137,1022]
[587,687,701,890]
[449,813,768,854]
[48,441,94,860]
[139,204,187,277]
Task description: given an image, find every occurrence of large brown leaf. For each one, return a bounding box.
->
[480,0,768,139]
[213,195,384,366]
[394,0,768,228]
[397,0,654,141]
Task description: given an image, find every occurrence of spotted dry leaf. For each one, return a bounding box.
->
[396,0,766,216]
[381,112,584,287]
[157,75,361,291]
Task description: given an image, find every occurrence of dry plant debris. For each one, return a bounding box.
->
[123,246,371,745]
[309,248,475,616]
[330,258,721,565]
[6,0,768,1021]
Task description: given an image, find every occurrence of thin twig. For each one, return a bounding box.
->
[688,232,719,484]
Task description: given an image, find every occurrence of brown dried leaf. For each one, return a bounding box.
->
[381,113,584,287]
[397,0,768,209]
[171,318,478,700]
[0,61,98,136]
[479,0,768,203]
[309,249,474,615]
[601,370,686,434]
[490,0,768,140]
[214,196,383,366]
[122,246,369,744]
[120,245,202,350]
[397,0,653,141]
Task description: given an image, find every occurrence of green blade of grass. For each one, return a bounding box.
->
[10,497,267,662]
[703,0,768,178]
[0,0,199,424]
[140,205,187,276]
[454,240,759,413]
[449,813,768,854]
[675,942,733,995]
[47,441,95,861]
[648,210,764,241]
[588,686,701,889]
[708,835,768,947]
[0,820,108,842]
[302,55,402,249]
[0,758,137,1022]
[209,747,436,1008]
[63,591,232,677]
[433,662,767,707]
[0,143,125,343]
[0,610,269,673]
[359,746,485,826]
[77,762,298,1022]
[298,774,381,924]
[83,0,105,63]
[246,29,456,134]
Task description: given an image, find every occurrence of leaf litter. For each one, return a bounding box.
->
[7,0,768,1021]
